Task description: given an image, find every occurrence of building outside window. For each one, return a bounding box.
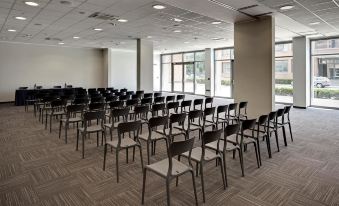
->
[275,42,293,103]
[311,37,339,108]
[214,48,234,98]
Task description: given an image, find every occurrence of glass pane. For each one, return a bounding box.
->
[153,64,160,91]
[195,52,205,61]
[275,43,293,57]
[162,55,171,63]
[184,53,194,62]
[173,64,183,92]
[215,49,231,60]
[311,55,339,107]
[195,62,205,95]
[215,60,232,97]
[275,57,293,103]
[172,54,183,63]
[184,64,194,93]
[312,38,339,55]
[162,64,172,91]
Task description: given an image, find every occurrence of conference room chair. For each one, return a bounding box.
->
[141,138,198,206]
[91,96,104,104]
[36,86,43,89]
[153,92,162,98]
[126,91,134,96]
[180,100,192,113]
[25,90,37,112]
[176,94,185,102]
[157,113,186,143]
[275,108,288,147]
[19,86,28,90]
[131,94,140,101]
[166,101,179,116]
[133,105,150,130]
[76,111,106,158]
[165,95,175,103]
[73,97,89,106]
[139,116,168,164]
[88,88,97,94]
[215,105,228,129]
[53,86,62,88]
[267,111,279,156]
[39,96,55,123]
[136,90,144,99]
[206,124,240,186]
[126,99,139,118]
[204,97,213,108]
[104,108,129,141]
[179,130,226,203]
[282,106,293,142]
[154,96,165,104]
[238,101,248,121]
[175,110,203,140]
[227,103,238,124]
[120,88,128,93]
[119,94,129,102]
[227,119,260,176]
[59,104,85,144]
[202,107,216,133]
[143,93,153,99]
[103,121,144,183]
[141,98,153,110]
[151,103,166,117]
[45,99,67,132]
[97,88,106,94]
[193,99,203,110]
[106,101,125,122]
[88,102,105,111]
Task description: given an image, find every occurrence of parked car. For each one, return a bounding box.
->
[290,76,331,88]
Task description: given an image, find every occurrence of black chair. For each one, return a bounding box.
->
[103,121,144,183]
[97,88,106,94]
[175,110,203,140]
[45,99,66,132]
[166,102,179,116]
[276,108,288,147]
[59,104,85,143]
[88,88,97,94]
[238,101,248,121]
[215,105,228,129]
[88,102,105,111]
[136,90,144,99]
[166,96,175,103]
[205,97,213,108]
[91,96,104,103]
[144,93,153,99]
[282,106,293,142]
[53,86,62,88]
[151,103,166,117]
[154,92,162,98]
[154,96,165,104]
[104,108,129,141]
[193,99,203,110]
[202,107,216,132]
[157,113,186,143]
[227,103,238,124]
[142,138,198,206]
[180,100,192,113]
[76,111,106,158]
[176,94,185,102]
[267,111,279,156]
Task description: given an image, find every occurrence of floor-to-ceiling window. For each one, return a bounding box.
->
[275,42,293,103]
[311,38,339,108]
[160,50,205,95]
[214,48,234,98]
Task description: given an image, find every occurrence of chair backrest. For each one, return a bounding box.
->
[134,105,149,116]
[136,90,144,97]
[238,101,248,114]
[154,92,162,98]
[202,129,222,146]
[152,103,166,112]
[205,97,213,104]
[117,121,141,138]
[228,103,238,112]
[66,104,84,114]
[169,113,186,125]
[53,86,62,88]
[89,102,105,111]
[222,124,240,149]
[268,111,277,121]
[167,101,179,113]
[276,108,285,117]
[181,100,192,111]
[257,114,269,126]
[141,98,153,105]
[83,111,105,121]
[167,138,195,175]
[126,91,134,96]
[148,116,168,129]
[154,96,165,104]
[166,95,175,103]
[188,109,203,120]
[73,98,88,105]
[176,94,185,101]
[88,88,97,94]
[109,101,124,109]
[120,88,128,93]
[119,95,129,101]
[284,105,291,114]
[126,99,139,107]
[105,95,118,103]
[241,119,256,131]
[203,107,215,117]
[193,99,203,110]
[143,93,153,99]
[91,97,104,103]
[217,105,228,114]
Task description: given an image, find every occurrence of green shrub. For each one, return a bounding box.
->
[275,87,293,96]
[275,79,292,85]
[314,88,339,99]
[221,80,231,86]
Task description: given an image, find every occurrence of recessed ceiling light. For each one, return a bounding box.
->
[184,41,190,44]
[309,22,320,25]
[93,28,103,31]
[73,36,80,39]
[7,29,16,32]
[212,37,224,40]
[280,5,294,10]
[211,21,221,25]
[58,42,65,45]
[25,1,39,6]
[118,19,128,23]
[147,36,152,38]
[153,4,166,9]
[173,18,182,22]
[15,16,27,20]
[173,30,181,33]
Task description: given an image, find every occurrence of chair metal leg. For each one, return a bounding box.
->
[59,121,62,139]
[65,123,68,144]
[126,148,129,163]
[266,134,272,158]
[146,142,150,165]
[139,145,144,171]
[166,179,171,206]
[190,170,198,206]
[49,115,53,133]
[239,148,244,177]
[219,157,226,190]
[282,126,287,146]
[222,152,228,187]
[141,168,147,205]
[275,130,280,152]
[288,123,293,142]
[256,139,262,166]
[82,133,85,159]
[103,144,107,170]
[253,143,260,168]
[76,130,79,151]
[200,163,206,203]
[116,150,119,183]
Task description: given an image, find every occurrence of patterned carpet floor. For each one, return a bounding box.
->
[1,102,339,206]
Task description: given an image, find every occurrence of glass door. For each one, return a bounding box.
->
[184,63,194,93]
[214,60,233,97]
[172,63,183,92]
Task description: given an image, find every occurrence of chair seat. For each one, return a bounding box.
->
[106,138,138,149]
[78,125,103,133]
[61,117,82,123]
[227,135,255,145]
[146,158,192,177]
[156,128,185,136]
[206,140,240,152]
[139,131,166,141]
[182,147,219,162]
[104,121,123,129]
[174,124,201,132]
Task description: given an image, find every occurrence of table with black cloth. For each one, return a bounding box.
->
[15,88,83,106]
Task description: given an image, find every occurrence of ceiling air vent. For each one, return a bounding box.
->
[88,12,118,21]
[45,37,62,41]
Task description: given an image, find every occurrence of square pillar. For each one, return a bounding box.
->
[292,36,310,108]
[204,48,214,96]
[234,16,275,117]
[137,39,153,92]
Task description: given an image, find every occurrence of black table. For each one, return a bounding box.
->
[15,88,83,106]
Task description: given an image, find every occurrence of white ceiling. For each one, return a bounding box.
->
[0,0,338,53]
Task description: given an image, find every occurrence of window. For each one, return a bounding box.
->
[275,42,293,104]
[160,50,205,95]
[311,38,339,108]
[214,48,233,98]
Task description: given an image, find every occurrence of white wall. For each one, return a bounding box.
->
[108,48,137,91]
[137,40,153,92]
[153,53,161,91]
[0,42,105,102]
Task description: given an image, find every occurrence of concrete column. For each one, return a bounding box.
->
[137,39,153,92]
[204,48,214,96]
[234,16,275,117]
[292,36,310,108]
